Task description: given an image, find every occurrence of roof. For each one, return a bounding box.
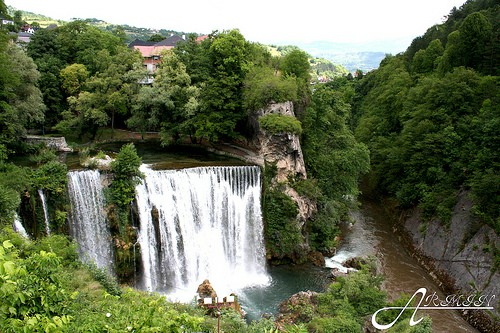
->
[132,35,187,57]
[196,35,209,42]
[154,35,184,47]
[128,39,155,48]
[133,45,172,57]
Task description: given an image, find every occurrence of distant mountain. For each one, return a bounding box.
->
[289,39,410,72]
[313,52,386,73]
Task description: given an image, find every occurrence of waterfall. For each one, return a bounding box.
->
[38,189,51,235]
[67,170,114,272]
[13,213,29,239]
[136,165,269,300]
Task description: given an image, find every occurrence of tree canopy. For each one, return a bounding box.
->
[353,0,499,231]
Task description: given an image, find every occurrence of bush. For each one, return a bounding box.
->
[243,66,298,111]
[110,143,143,208]
[259,114,303,135]
[263,189,302,259]
[0,240,73,332]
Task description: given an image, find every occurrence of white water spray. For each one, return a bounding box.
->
[136,165,269,300]
[38,189,51,235]
[13,213,29,239]
[67,170,114,272]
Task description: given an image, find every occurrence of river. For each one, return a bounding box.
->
[326,201,479,332]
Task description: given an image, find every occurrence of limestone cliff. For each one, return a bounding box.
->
[401,191,499,332]
[251,101,316,261]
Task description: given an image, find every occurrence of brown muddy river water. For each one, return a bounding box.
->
[326,201,479,332]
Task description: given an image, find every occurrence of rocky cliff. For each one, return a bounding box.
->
[251,101,316,261]
[401,191,499,332]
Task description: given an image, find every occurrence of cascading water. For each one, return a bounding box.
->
[13,213,29,239]
[38,189,51,235]
[67,170,114,272]
[136,165,269,300]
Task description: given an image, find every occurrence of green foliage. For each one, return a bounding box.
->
[309,314,361,333]
[60,63,88,96]
[68,286,205,332]
[353,3,499,230]
[280,49,311,82]
[259,113,303,135]
[0,41,45,149]
[194,29,252,141]
[31,160,68,195]
[0,231,209,333]
[129,50,200,145]
[319,269,386,318]
[243,66,298,111]
[110,143,143,208]
[0,163,29,226]
[263,187,302,260]
[304,81,370,201]
[86,263,122,296]
[310,57,349,81]
[108,143,142,280]
[301,79,369,252]
[0,240,73,332]
[307,199,343,253]
[244,318,276,333]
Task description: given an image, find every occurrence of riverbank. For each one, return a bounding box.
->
[327,200,480,332]
[390,192,499,333]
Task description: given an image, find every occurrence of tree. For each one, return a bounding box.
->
[303,82,370,201]
[458,12,493,71]
[0,43,45,147]
[174,34,211,85]
[148,34,165,42]
[279,49,312,117]
[411,39,444,74]
[60,64,88,96]
[242,66,298,112]
[128,50,199,144]
[0,0,7,19]
[195,29,251,141]
[280,49,310,81]
[56,46,143,139]
[27,29,65,128]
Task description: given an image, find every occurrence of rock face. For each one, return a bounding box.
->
[251,102,317,260]
[252,101,307,182]
[275,290,318,329]
[196,279,217,299]
[402,190,499,332]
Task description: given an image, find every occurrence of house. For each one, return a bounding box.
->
[130,35,186,74]
[17,32,32,43]
[1,18,14,26]
[21,24,35,34]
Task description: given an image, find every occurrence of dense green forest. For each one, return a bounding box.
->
[352,0,499,234]
[0,0,497,331]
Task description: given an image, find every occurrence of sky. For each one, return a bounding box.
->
[6,0,467,53]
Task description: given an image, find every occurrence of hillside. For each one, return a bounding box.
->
[7,6,189,42]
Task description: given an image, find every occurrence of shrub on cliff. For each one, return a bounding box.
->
[259,113,303,136]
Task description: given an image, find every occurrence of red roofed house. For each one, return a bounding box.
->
[130,35,210,77]
[130,35,185,74]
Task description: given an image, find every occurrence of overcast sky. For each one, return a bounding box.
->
[7,0,466,52]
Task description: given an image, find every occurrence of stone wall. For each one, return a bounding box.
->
[24,135,73,152]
